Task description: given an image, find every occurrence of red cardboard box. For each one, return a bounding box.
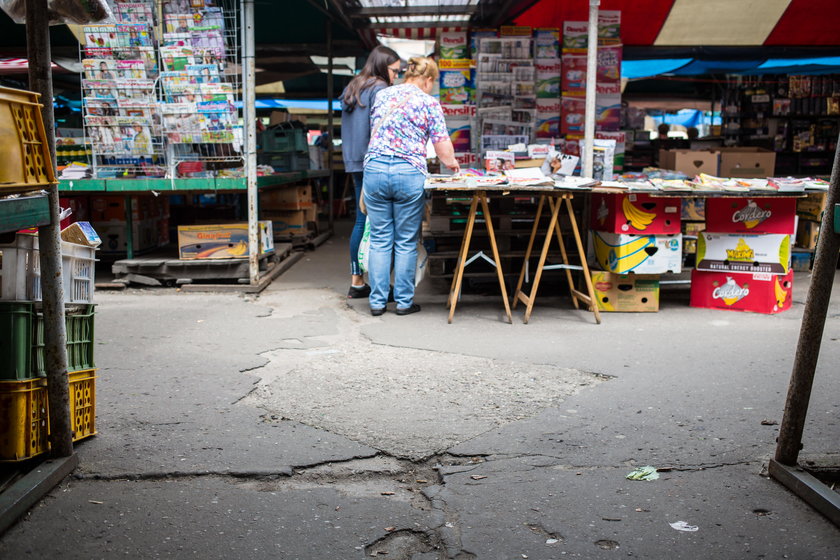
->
[690,269,793,314]
[705,197,796,234]
[590,193,681,234]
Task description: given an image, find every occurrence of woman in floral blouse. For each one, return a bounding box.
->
[363,56,460,316]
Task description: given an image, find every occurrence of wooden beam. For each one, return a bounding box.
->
[349,5,478,18]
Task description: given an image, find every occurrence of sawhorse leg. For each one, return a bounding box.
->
[447,193,479,323]
[512,194,561,324]
[512,195,546,311]
[565,196,601,324]
[480,193,513,324]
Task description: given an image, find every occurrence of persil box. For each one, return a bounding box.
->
[590,193,681,234]
[690,269,793,314]
[705,197,796,234]
[696,233,790,275]
[592,232,682,274]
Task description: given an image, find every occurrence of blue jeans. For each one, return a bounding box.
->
[363,156,425,309]
[349,171,366,276]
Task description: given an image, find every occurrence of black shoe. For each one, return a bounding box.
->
[348,284,371,299]
[370,307,386,316]
[395,303,421,316]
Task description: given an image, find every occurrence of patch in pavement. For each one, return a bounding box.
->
[244,289,604,460]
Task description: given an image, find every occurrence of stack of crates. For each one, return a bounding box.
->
[259,122,311,172]
[0,233,97,461]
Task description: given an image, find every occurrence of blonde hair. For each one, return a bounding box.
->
[405,56,439,81]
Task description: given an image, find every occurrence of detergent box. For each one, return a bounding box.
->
[177,221,274,260]
[696,233,790,274]
[438,60,474,105]
[690,269,793,314]
[591,271,659,312]
[590,193,681,235]
[705,197,796,234]
[591,231,682,274]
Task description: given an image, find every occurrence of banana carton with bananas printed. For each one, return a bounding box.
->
[591,271,659,312]
[690,269,793,314]
[705,197,796,234]
[590,193,681,234]
[591,231,682,274]
[696,233,790,274]
[178,222,274,260]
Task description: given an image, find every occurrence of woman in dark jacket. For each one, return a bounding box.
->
[340,45,401,299]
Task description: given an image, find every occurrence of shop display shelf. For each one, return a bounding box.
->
[0,368,97,462]
[0,302,95,380]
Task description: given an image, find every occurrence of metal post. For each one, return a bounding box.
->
[582,0,600,179]
[241,0,258,284]
[326,20,335,231]
[775,135,840,465]
[26,0,73,458]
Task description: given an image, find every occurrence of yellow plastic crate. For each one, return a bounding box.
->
[0,369,97,462]
[0,86,56,193]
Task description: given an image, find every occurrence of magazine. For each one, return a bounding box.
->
[483,150,515,173]
[186,64,220,84]
[116,60,147,79]
[82,59,117,80]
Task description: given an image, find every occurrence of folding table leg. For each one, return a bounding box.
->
[512,194,546,311]
[480,193,512,324]
[549,196,580,310]
[448,193,479,323]
[565,196,601,324]
[522,194,562,324]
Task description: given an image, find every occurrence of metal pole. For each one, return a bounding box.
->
[26,0,73,458]
[775,135,840,465]
[241,0,258,285]
[582,0,600,178]
[326,20,335,231]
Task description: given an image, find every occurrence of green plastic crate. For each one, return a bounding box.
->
[0,302,95,380]
[0,302,34,380]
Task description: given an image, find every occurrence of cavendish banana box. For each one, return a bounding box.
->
[696,233,790,274]
[590,193,681,234]
[689,269,793,314]
[178,221,274,260]
[591,271,659,312]
[591,231,682,274]
[705,197,796,234]
[681,198,705,221]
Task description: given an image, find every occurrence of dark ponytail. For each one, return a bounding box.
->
[341,45,400,112]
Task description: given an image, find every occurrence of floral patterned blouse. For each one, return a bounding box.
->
[364,83,450,175]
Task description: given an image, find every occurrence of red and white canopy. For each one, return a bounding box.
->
[515,0,840,46]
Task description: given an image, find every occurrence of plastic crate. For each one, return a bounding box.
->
[0,234,96,304]
[0,369,97,462]
[0,302,95,380]
[261,126,308,153]
[0,377,49,461]
[0,86,56,194]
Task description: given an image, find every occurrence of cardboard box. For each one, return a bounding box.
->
[269,207,317,236]
[796,192,827,222]
[89,195,169,222]
[681,198,705,221]
[791,250,812,272]
[259,184,313,210]
[177,222,274,260]
[796,220,820,250]
[716,147,776,178]
[696,233,790,274]
[591,271,659,312]
[682,222,706,255]
[590,193,681,234]
[94,219,163,253]
[705,197,796,234]
[658,149,718,177]
[690,269,793,314]
[591,231,682,274]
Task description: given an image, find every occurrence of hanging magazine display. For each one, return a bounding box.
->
[79,0,242,179]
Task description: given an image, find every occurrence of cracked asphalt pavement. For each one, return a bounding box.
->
[1,230,839,559]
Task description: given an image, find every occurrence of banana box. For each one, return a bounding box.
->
[590,193,681,234]
[591,231,682,274]
[705,197,796,234]
[178,221,274,260]
[689,269,793,314]
[591,271,659,312]
[696,233,790,275]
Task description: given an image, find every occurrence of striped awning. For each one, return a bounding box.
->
[515,0,840,46]
[0,57,61,74]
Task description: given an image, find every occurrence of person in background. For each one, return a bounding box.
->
[340,45,401,299]
[657,122,670,139]
[363,56,460,316]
